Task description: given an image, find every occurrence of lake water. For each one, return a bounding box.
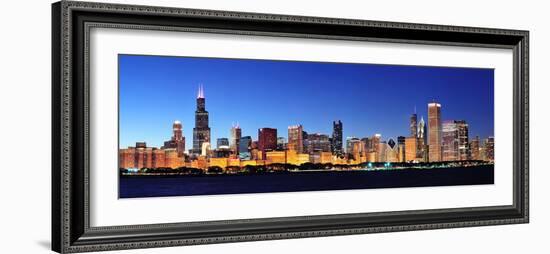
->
[119,165,493,198]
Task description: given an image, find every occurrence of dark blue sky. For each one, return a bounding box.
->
[119,54,494,149]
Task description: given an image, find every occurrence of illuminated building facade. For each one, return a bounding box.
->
[470,136,481,160]
[266,151,286,164]
[428,102,442,162]
[456,120,470,160]
[230,124,241,154]
[484,137,495,161]
[162,121,185,157]
[306,133,331,153]
[397,136,406,162]
[152,149,165,168]
[442,120,459,161]
[288,125,304,153]
[405,137,417,162]
[258,127,277,156]
[370,134,382,162]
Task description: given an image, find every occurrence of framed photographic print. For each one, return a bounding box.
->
[52,1,529,253]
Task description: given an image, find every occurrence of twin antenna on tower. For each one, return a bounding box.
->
[197,83,205,99]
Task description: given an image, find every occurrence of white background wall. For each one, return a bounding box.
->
[0,0,547,253]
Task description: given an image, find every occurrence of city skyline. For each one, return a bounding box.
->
[119,54,494,150]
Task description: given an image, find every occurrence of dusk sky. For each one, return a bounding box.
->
[119,54,494,149]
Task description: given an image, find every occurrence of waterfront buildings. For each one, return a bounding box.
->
[119,92,494,171]
[192,84,211,155]
[428,102,442,162]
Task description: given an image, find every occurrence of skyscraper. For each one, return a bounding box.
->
[332,120,343,155]
[163,120,185,157]
[456,120,469,161]
[405,136,418,162]
[346,137,362,161]
[230,123,242,154]
[397,136,406,162]
[470,136,480,160]
[288,125,304,153]
[370,134,382,162]
[418,116,427,141]
[192,84,211,154]
[428,102,442,162]
[484,137,495,161]
[410,112,418,137]
[258,128,277,157]
[442,120,459,161]
[417,116,427,161]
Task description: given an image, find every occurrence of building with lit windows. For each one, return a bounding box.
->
[162,121,185,157]
[484,137,495,161]
[230,124,241,154]
[288,125,304,153]
[405,137,418,162]
[456,120,470,160]
[331,120,343,155]
[442,120,459,161]
[266,151,286,164]
[428,102,442,161]
[470,136,481,160]
[306,133,331,153]
[258,128,277,156]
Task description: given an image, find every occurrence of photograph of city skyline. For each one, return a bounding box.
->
[118,54,495,198]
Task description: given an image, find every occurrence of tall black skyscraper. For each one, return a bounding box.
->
[192,84,211,155]
[331,120,343,155]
